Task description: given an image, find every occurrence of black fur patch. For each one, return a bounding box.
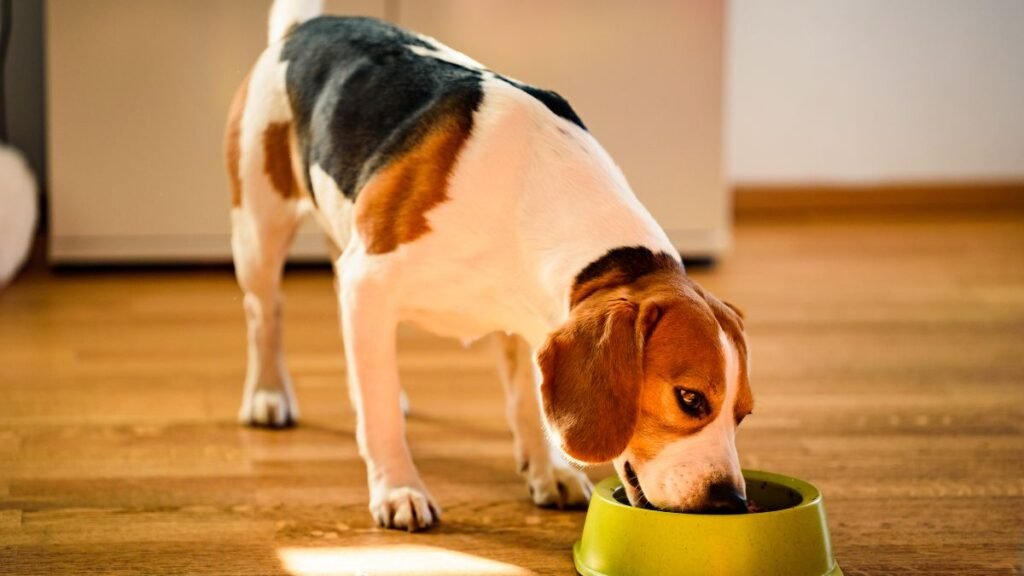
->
[575,246,682,288]
[496,76,586,130]
[281,17,483,201]
[280,16,587,202]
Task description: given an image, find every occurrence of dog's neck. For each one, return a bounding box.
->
[570,247,685,309]
[512,110,679,335]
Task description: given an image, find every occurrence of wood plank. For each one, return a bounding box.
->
[1,210,1023,574]
[734,181,1024,216]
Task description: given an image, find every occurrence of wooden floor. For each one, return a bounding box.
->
[2,210,1023,575]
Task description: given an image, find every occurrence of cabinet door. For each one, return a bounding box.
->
[47,1,725,262]
[398,1,727,256]
[46,0,386,263]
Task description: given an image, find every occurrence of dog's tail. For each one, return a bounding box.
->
[268,0,323,44]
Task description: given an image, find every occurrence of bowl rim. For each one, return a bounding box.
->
[594,468,823,519]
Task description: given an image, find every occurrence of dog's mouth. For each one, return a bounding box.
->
[623,461,654,510]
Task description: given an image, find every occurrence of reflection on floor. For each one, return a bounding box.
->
[278,544,531,576]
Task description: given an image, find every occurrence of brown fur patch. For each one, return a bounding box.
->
[572,251,682,308]
[262,122,302,200]
[628,283,728,464]
[224,72,251,207]
[541,258,753,466]
[537,287,645,464]
[355,113,472,255]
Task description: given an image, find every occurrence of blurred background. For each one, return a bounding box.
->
[1,2,1022,575]
[1,0,1022,266]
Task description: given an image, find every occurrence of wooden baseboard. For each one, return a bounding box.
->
[733,181,1024,216]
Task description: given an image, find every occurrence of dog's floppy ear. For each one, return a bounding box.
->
[537,293,648,464]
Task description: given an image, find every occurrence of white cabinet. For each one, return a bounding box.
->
[47,0,726,263]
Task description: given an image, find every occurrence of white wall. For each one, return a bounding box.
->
[728,0,1024,184]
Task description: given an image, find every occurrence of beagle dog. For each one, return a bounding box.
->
[225,0,753,531]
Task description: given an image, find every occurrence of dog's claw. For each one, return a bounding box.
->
[370,485,439,532]
[527,466,592,509]
[239,389,298,428]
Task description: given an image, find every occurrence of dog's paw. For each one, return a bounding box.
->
[239,389,298,428]
[369,485,440,532]
[527,465,593,509]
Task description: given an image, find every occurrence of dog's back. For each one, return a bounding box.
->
[228,9,586,251]
[282,17,486,206]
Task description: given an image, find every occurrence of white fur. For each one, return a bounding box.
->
[0,146,38,287]
[232,42,304,429]
[326,78,674,527]
[407,42,486,71]
[240,46,293,148]
[348,77,677,349]
[309,164,355,250]
[268,0,323,44]
[232,23,681,530]
[616,329,744,511]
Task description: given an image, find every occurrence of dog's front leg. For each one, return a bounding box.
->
[339,265,438,531]
[493,333,593,509]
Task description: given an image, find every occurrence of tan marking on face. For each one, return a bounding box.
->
[628,291,727,464]
[262,121,302,200]
[224,72,251,207]
[355,112,472,255]
[541,253,754,472]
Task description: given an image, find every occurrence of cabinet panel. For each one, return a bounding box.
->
[46,0,386,262]
[47,1,725,262]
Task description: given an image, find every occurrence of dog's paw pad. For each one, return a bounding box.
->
[370,486,440,532]
[239,389,297,428]
[528,466,593,510]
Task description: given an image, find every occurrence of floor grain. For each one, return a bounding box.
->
[1,211,1022,575]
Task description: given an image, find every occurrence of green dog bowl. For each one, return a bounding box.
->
[573,470,842,576]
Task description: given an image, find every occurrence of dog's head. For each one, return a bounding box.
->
[537,254,752,513]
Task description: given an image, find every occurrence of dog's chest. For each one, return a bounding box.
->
[395,257,553,345]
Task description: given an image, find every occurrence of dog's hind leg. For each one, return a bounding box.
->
[226,50,305,428]
[493,333,593,509]
[231,198,302,428]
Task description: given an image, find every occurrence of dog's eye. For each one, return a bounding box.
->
[675,388,709,418]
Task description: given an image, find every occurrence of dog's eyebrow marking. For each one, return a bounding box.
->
[355,106,474,255]
[262,121,302,200]
[666,364,713,383]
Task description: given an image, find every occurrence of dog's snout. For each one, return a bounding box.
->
[704,481,747,514]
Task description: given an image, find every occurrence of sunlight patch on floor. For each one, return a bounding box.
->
[277,544,535,576]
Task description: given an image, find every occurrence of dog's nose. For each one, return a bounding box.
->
[704,481,747,514]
